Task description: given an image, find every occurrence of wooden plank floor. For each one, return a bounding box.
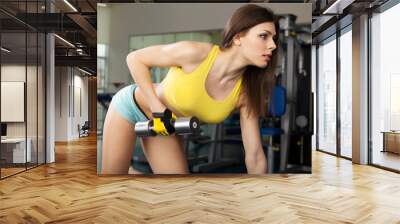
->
[1,167,26,178]
[1,135,400,223]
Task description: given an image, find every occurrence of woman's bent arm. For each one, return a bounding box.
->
[239,103,267,174]
[126,41,205,112]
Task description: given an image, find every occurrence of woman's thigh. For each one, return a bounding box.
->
[140,135,189,174]
[102,105,136,174]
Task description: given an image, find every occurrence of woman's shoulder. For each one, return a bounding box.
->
[176,41,214,64]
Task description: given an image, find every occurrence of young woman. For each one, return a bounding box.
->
[101,4,279,174]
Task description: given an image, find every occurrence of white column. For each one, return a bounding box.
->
[46,32,55,163]
[352,14,369,164]
[45,0,56,163]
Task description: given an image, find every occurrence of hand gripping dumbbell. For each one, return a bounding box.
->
[135,109,200,137]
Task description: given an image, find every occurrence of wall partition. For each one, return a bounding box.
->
[0,1,46,179]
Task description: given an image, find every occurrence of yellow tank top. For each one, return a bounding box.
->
[161,45,243,123]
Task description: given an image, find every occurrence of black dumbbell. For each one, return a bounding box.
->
[135,117,200,137]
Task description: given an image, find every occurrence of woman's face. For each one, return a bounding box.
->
[236,22,277,68]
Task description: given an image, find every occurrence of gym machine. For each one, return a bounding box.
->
[275,14,312,173]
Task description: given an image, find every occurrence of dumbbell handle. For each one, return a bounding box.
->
[135,117,200,137]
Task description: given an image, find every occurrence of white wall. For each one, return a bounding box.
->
[73,73,89,137]
[55,67,68,141]
[1,65,26,81]
[1,65,35,138]
[1,65,26,141]
[55,67,89,141]
[1,63,46,164]
[98,3,312,91]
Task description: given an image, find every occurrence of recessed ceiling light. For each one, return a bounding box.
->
[63,0,78,12]
[322,0,354,15]
[1,47,11,53]
[78,67,93,76]
[54,34,75,48]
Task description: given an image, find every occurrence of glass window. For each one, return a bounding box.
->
[339,27,352,158]
[312,46,317,151]
[371,2,400,171]
[97,44,108,91]
[317,35,337,154]
[97,44,108,133]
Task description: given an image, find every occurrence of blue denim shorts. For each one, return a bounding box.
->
[110,84,149,124]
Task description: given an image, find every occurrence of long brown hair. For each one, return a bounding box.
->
[221,4,279,118]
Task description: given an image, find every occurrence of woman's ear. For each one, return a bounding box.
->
[233,38,241,46]
[233,33,242,46]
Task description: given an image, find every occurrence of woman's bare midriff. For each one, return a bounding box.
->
[134,83,184,119]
